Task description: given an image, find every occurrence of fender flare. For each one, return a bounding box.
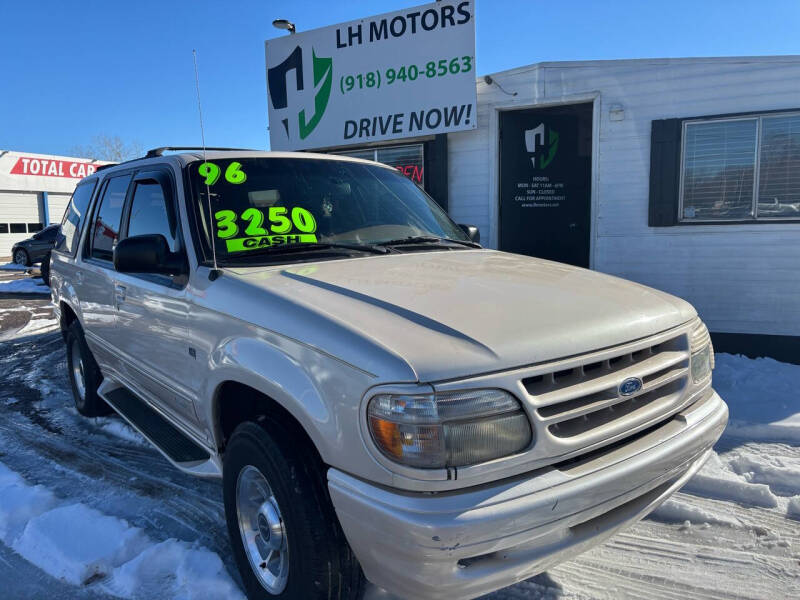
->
[204,335,349,464]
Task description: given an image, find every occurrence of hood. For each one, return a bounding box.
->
[227,250,696,382]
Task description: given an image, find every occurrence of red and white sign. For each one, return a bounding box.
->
[10,156,98,179]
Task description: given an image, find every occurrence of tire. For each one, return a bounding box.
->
[13,248,30,266]
[40,252,51,286]
[65,320,111,417]
[223,421,364,600]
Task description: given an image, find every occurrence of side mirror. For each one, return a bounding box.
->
[113,234,186,276]
[458,224,480,244]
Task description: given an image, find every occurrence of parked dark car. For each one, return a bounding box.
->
[12,224,59,266]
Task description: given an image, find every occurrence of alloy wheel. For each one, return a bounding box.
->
[236,465,289,595]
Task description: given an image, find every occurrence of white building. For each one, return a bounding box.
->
[0,150,104,257]
[326,55,800,361]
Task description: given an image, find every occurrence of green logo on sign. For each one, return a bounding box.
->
[268,46,333,141]
[525,123,559,169]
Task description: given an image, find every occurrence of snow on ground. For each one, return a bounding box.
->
[0,262,31,271]
[714,353,800,443]
[87,415,150,447]
[0,298,58,341]
[0,276,50,295]
[0,304,798,599]
[1,463,244,598]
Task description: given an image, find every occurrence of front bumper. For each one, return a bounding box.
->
[328,390,728,600]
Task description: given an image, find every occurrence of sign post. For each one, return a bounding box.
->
[265,1,477,151]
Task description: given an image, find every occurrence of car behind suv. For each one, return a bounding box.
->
[12,223,59,266]
[50,148,728,600]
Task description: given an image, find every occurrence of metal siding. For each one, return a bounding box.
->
[447,56,800,337]
[0,191,40,257]
[47,193,72,224]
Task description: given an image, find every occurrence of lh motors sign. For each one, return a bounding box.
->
[265,1,477,151]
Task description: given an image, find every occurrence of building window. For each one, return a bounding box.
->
[336,144,425,185]
[27,223,44,233]
[680,112,800,221]
[10,223,27,233]
[0,224,8,234]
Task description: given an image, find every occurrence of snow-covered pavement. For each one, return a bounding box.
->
[0,299,798,599]
[0,276,50,296]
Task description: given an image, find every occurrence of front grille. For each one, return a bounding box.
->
[521,330,692,453]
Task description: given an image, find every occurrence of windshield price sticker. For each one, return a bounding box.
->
[214,207,318,253]
[199,161,247,185]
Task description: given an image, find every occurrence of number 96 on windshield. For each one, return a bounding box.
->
[214,207,318,253]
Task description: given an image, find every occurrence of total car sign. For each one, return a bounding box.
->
[265,0,477,151]
[10,156,98,178]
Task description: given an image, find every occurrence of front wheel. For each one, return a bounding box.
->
[13,248,30,266]
[223,421,363,600]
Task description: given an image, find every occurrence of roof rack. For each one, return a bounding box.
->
[144,146,258,158]
[95,163,119,172]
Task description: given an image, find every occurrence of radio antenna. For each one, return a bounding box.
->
[193,49,220,280]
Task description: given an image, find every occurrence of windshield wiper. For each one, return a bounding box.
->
[226,241,391,260]
[377,235,481,249]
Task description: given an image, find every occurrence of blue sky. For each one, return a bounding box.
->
[1,0,797,157]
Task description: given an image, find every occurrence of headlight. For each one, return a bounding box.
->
[367,389,532,469]
[690,320,714,383]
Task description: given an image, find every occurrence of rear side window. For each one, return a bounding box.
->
[38,226,58,241]
[90,175,131,261]
[56,181,97,255]
[127,180,180,253]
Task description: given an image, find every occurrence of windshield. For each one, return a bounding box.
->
[188,157,469,264]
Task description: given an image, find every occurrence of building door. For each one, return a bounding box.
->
[0,191,40,257]
[499,103,593,267]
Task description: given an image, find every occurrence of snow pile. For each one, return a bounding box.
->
[0,263,30,271]
[647,353,800,527]
[0,464,58,544]
[0,277,50,295]
[651,496,741,527]
[728,454,800,496]
[14,504,150,585]
[683,451,778,508]
[91,416,148,446]
[714,353,800,443]
[788,497,800,520]
[104,540,244,600]
[0,462,243,599]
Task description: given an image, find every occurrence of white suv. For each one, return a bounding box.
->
[50,148,728,600]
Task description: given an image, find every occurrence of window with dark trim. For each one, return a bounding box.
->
[37,226,58,241]
[0,224,8,234]
[90,174,131,261]
[650,110,800,225]
[10,223,27,233]
[27,223,44,233]
[56,180,97,256]
[126,180,180,253]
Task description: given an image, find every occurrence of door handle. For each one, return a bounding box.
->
[114,284,127,308]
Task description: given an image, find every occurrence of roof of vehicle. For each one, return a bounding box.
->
[86,149,392,181]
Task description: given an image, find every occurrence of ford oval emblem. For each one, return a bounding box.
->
[619,377,643,396]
